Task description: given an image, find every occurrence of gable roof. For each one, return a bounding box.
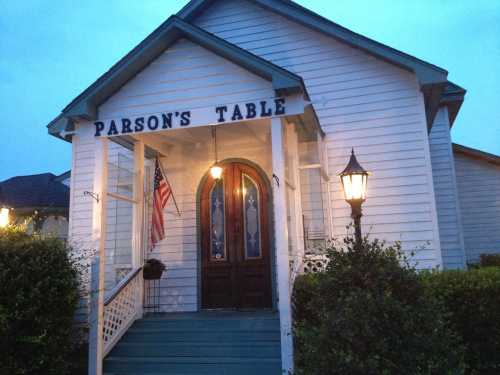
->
[0,173,70,210]
[453,144,500,167]
[179,0,448,85]
[179,0,467,130]
[47,16,306,140]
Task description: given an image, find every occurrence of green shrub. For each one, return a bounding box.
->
[293,237,465,375]
[421,267,500,373]
[479,253,500,268]
[0,226,79,375]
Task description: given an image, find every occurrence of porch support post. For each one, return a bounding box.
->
[271,117,294,373]
[89,137,108,375]
[132,140,145,318]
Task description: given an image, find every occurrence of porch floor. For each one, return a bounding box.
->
[103,310,282,375]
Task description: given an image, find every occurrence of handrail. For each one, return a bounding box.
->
[102,266,144,357]
[104,267,142,306]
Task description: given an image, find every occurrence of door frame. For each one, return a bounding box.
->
[195,158,276,310]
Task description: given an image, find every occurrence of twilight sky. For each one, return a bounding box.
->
[0,0,499,181]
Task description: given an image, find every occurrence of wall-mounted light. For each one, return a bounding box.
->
[0,207,10,228]
[210,126,223,180]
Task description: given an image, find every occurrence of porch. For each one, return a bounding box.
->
[88,115,331,374]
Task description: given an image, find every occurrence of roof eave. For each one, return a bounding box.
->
[440,82,466,127]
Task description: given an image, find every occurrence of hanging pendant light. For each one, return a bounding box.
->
[210,126,223,180]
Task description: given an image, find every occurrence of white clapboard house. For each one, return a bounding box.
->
[46,1,500,374]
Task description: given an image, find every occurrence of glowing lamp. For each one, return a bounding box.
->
[339,149,369,243]
[210,165,223,180]
[0,207,10,228]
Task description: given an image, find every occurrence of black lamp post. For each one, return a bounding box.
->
[339,149,369,244]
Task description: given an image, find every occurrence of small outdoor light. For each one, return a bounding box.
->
[210,126,223,180]
[0,207,10,228]
[339,149,369,244]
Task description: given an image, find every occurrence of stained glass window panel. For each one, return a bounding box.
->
[243,175,261,259]
[210,180,225,260]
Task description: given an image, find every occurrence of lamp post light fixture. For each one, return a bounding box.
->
[339,149,369,244]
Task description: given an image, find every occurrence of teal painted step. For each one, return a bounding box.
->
[112,342,280,358]
[104,357,281,374]
[120,329,280,343]
[104,311,282,375]
[133,318,280,331]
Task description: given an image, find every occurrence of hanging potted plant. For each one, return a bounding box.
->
[143,258,166,280]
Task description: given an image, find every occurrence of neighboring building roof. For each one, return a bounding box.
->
[47,16,306,141]
[179,0,464,130]
[55,170,71,182]
[453,143,500,167]
[0,173,70,210]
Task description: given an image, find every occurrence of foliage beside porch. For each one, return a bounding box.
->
[293,236,500,374]
[293,237,465,374]
[0,227,81,375]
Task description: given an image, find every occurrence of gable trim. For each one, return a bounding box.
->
[47,16,306,139]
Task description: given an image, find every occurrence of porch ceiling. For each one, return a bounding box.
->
[134,119,271,156]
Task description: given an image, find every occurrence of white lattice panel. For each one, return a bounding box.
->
[303,254,329,274]
[103,270,142,356]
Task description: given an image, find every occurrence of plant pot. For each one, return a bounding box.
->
[143,259,166,280]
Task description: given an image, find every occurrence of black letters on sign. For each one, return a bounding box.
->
[107,120,119,136]
[260,101,272,117]
[94,122,105,137]
[93,97,290,137]
[231,105,243,121]
[215,106,228,123]
[246,103,257,119]
[274,98,286,116]
[121,118,132,134]
[134,117,144,132]
[147,116,159,130]
[162,113,172,129]
[180,111,191,126]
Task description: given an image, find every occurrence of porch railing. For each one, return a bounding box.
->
[102,267,143,357]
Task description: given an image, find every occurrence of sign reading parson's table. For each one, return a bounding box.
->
[94,95,307,137]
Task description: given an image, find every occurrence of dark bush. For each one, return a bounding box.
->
[0,226,79,375]
[479,253,500,268]
[421,267,500,373]
[293,236,465,375]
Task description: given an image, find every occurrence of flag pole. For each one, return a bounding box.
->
[156,154,181,217]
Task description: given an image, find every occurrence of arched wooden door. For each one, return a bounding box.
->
[200,162,272,309]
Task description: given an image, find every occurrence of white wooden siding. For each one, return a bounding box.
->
[98,39,274,120]
[195,0,443,268]
[454,152,500,263]
[68,125,96,324]
[429,107,466,269]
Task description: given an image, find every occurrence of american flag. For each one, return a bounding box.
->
[150,158,171,250]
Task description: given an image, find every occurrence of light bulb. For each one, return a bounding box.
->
[210,165,223,180]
